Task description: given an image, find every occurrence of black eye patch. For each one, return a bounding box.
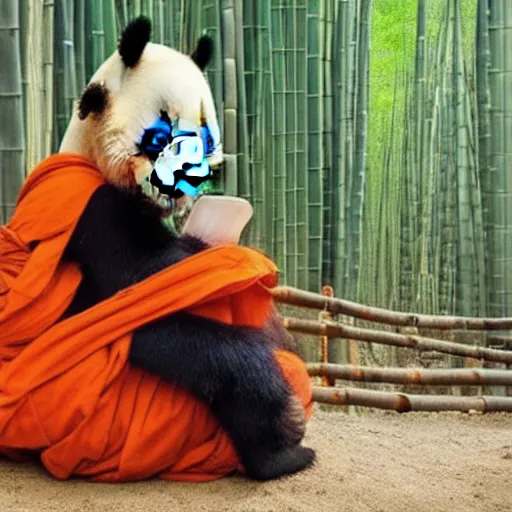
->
[78,82,109,120]
[138,111,172,161]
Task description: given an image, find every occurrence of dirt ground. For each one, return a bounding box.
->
[1,406,511,512]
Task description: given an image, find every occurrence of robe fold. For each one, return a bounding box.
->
[0,153,312,482]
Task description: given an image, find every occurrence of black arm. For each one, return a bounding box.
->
[64,183,207,301]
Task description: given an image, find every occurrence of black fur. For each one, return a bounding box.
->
[61,185,315,480]
[118,16,152,68]
[78,82,109,120]
[191,35,214,70]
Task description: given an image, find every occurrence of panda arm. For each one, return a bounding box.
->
[64,183,207,300]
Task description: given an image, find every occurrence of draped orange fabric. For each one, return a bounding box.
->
[0,154,313,482]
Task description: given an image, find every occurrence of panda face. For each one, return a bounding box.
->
[59,17,223,203]
[138,112,213,200]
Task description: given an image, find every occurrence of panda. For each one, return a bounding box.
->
[57,17,315,481]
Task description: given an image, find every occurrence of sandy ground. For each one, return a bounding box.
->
[1,407,511,512]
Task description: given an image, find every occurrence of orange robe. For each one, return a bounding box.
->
[0,154,312,482]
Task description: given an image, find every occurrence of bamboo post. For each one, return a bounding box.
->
[319,285,335,386]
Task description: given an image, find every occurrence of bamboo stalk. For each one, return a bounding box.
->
[400,72,415,311]
[221,2,238,196]
[453,0,477,317]
[19,0,28,158]
[114,0,128,32]
[282,0,298,286]
[74,0,86,88]
[163,0,175,48]
[306,0,324,291]
[261,0,275,257]
[320,0,334,293]
[281,316,512,364]
[24,0,44,171]
[0,1,26,223]
[307,363,512,386]
[152,0,164,44]
[438,2,457,316]
[54,0,78,146]
[348,0,372,301]
[487,0,512,318]
[414,0,426,244]
[476,0,492,319]
[295,0,307,290]
[240,1,265,247]
[91,0,106,72]
[272,286,512,330]
[270,0,287,279]
[103,0,118,56]
[328,0,342,290]
[313,386,512,412]
[42,0,55,155]
[344,0,357,299]
[233,0,250,205]
[129,0,142,19]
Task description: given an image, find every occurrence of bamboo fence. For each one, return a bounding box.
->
[274,284,512,412]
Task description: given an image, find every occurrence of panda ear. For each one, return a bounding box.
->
[78,82,109,120]
[191,35,214,71]
[118,16,152,68]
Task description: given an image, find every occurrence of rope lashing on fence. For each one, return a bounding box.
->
[307,363,512,386]
[312,387,512,413]
[281,316,512,364]
[272,286,512,330]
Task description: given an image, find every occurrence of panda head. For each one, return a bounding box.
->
[60,16,222,207]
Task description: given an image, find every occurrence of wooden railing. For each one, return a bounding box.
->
[272,286,512,413]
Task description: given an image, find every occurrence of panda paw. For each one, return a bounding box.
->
[279,394,307,446]
[244,445,316,481]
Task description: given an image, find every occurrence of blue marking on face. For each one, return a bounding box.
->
[142,114,213,198]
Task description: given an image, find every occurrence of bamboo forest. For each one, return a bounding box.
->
[0,0,511,322]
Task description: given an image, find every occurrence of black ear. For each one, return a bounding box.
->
[191,35,214,70]
[118,16,152,68]
[78,82,109,120]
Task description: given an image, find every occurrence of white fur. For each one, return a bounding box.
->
[59,43,222,188]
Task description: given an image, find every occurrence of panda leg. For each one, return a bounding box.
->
[129,312,315,480]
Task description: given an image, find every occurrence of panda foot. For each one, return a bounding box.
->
[244,445,316,481]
